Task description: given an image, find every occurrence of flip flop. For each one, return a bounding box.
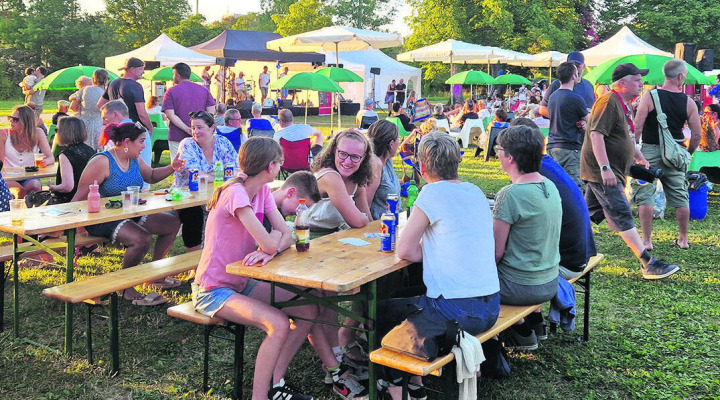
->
[131,292,167,307]
[150,277,182,289]
[672,239,690,250]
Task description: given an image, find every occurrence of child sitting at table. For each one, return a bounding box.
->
[193,137,367,400]
[271,170,322,218]
[378,132,501,399]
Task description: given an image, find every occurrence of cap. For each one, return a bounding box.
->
[612,63,649,82]
[120,57,144,70]
[364,98,374,107]
[567,51,585,65]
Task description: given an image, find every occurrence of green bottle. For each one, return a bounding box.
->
[406,180,419,217]
[214,161,224,186]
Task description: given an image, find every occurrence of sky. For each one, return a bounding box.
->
[77,0,412,36]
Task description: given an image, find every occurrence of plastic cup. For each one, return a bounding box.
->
[34,154,43,168]
[127,186,140,209]
[198,174,209,194]
[121,191,133,210]
[171,189,183,202]
[10,199,25,226]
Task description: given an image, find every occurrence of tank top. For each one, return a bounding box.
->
[54,143,96,203]
[306,169,358,230]
[2,131,38,168]
[93,150,144,197]
[370,158,403,220]
[642,89,689,145]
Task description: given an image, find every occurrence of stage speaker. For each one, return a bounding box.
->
[370,67,381,75]
[278,100,293,108]
[675,43,696,65]
[327,63,344,68]
[696,49,714,71]
[216,57,236,67]
[240,100,254,110]
[144,61,161,70]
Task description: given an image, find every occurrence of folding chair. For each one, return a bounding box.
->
[248,129,275,138]
[359,115,379,129]
[450,118,484,148]
[279,138,311,179]
[386,117,410,137]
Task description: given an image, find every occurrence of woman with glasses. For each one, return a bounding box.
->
[173,111,238,251]
[307,129,373,233]
[72,123,185,306]
[0,105,54,197]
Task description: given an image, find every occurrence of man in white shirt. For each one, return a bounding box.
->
[234,71,246,101]
[279,66,289,100]
[259,66,270,103]
[274,109,324,156]
[355,98,379,128]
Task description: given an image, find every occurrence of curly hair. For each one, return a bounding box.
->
[311,129,374,187]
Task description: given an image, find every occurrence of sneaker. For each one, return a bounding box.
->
[499,327,538,351]
[532,320,548,340]
[270,382,314,400]
[341,355,369,381]
[642,258,679,280]
[331,364,368,400]
[376,378,426,400]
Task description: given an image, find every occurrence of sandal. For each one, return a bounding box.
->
[672,238,690,250]
[149,277,182,289]
[340,340,369,363]
[131,292,167,307]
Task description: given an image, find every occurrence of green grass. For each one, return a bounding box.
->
[2,116,720,399]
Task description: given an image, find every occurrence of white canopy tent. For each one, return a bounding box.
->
[581,26,672,67]
[507,51,567,67]
[105,34,216,74]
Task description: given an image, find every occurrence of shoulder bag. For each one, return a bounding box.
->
[650,89,691,171]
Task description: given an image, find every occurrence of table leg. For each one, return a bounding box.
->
[12,234,19,338]
[64,228,76,356]
[367,279,377,400]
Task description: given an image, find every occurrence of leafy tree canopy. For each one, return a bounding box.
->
[271,0,332,37]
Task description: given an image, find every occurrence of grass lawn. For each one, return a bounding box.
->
[1,115,720,399]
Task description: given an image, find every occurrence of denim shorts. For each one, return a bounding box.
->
[85,216,147,244]
[191,279,259,318]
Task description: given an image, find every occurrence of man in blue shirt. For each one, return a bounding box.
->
[540,51,596,115]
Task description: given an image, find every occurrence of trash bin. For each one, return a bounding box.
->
[688,184,709,220]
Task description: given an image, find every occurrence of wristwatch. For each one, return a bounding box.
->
[600,165,611,172]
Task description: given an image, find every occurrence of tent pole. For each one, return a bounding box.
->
[305,91,309,123]
[450,53,454,105]
[336,43,341,131]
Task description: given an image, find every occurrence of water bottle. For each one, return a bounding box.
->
[88,181,100,213]
[406,180,419,217]
[294,198,310,252]
[213,161,224,187]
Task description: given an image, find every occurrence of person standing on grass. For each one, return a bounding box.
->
[579,63,679,280]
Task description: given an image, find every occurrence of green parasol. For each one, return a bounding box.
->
[584,54,710,85]
[142,66,203,83]
[33,66,119,91]
[315,67,363,132]
[445,70,496,85]
[493,74,532,85]
[270,72,344,122]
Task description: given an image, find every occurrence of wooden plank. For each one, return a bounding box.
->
[2,164,58,182]
[42,251,201,304]
[167,302,226,326]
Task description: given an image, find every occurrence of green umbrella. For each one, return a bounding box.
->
[33,66,118,91]
[584,54,709,85]
[142,66,203,83]
[270,72,344,122]
[494,74,532,85]
[445,70,496,85]
[314,67,362,133]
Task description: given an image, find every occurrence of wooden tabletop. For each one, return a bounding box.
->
[227,218,410,294]
[2,164,58,182]
[0,180,284,236]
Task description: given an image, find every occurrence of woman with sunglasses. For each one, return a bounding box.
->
[0,105,54,197]
[72,123,185,306]
[173,111,237,252]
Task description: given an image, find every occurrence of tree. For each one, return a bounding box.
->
[208,13,239,31]
[328,0,396,29]
[104,0,191,49]
[272,0,332,37]
[260,0,295,15]
[165,14,221,47]
[232,12,276,32]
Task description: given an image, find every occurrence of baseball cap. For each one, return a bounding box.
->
[120,57,144,70]
[364,98,374,107]
[612,63,649,82]
[567,51,585,65]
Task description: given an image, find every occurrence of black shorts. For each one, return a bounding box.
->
[585,182,635,232]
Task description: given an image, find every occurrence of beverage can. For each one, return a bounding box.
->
[188,169,199,191]
[224,164,234,181]
[380,212,396,253]
[386,194,399,222]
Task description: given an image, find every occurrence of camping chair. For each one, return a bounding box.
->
[482,126,505,161]
[248,128,275,138]
[450,118,484,148]
[216,126,242,151]
[149,113,169,165]
[279,138,311,179]
[359,115,379,130]
[247,118,275,138]
[398,134,422,184]
[435,118,451,133]
[386,117,410,137]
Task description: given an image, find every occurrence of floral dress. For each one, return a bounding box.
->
[173,134,238,187]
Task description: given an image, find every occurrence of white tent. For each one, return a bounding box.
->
[507,51,567,67]
[581,26,672,67]
[105,34,216,74]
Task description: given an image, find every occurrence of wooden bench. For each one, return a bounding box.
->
[369,254,605,396]
[0,234,107,333]
[42,250,202,373]
[168,302,246,400]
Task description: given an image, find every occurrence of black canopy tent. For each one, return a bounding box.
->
[190,30,326,63]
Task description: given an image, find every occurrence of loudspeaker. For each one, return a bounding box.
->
[216,57,236,67]
[696,49,714,71]
[278,100,293,108]
[675,43,696,65]
[240,100,254,110]
[370,67,381,75]
[144,61,161,70]
[327,63,344,68]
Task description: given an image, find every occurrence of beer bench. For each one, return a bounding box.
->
[369,254,605,399]
[42,250,202,373]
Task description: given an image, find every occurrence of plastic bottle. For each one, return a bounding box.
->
[88,181,101,213]
[406,180,419,217]
[214,161,224,187]
[294,198,310,252]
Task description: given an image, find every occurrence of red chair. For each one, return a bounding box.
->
[279,138,311,178]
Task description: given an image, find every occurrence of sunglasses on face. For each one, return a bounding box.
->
[8,116,19,123]
[336,149,363,163]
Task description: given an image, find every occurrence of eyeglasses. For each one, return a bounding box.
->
[226,118,241,122]
[493,145,505,154]
[336,149,363,163]
[8,116,19,123]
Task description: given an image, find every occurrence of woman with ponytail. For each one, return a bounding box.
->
[72,122,185,306]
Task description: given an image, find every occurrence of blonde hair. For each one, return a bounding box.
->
[417,132,462,180]
[10,105,38,150]
[208,137,283,210]
[75,75,91,90]
[57,100,70,109]
[419,118,437,135]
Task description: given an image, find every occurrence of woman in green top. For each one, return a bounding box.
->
[493,125,562,350]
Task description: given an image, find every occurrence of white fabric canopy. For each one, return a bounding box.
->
[266,26,403,55]
[397,39,504,63]
[581,26,672,67]
[506,51,567,67]
[105,34,216,74]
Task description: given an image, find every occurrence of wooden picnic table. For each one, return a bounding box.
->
[2,164,58,182]
[0,179,283,354]
[227,218,410,400]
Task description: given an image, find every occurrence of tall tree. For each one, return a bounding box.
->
[165,14,221,47]
[328,0,396,29]
[232,12,276,32]
[271,0,332,37]
[104,0,191,49]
